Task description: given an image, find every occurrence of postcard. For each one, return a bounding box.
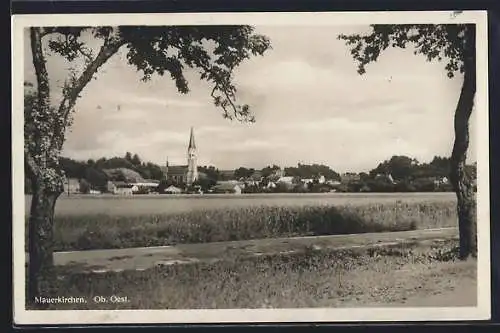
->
[12,10,490,325]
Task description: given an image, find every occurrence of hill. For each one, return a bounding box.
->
[102,168,145,183]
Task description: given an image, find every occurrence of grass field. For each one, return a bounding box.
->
[26,192,457,216]
[25,193,476,310]
[32,197,458,252]
[32,239,476,309]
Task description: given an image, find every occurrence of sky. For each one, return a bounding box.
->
[23,25,477,173]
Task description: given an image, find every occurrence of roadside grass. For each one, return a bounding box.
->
[39,201,459,251]
[31,239,476,310]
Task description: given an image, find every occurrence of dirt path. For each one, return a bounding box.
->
[400,277,477,307]
[46,227,458,273]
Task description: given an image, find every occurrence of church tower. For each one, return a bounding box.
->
[186,127,198,186]
[163,157,169,180]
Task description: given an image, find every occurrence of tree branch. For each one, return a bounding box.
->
[54,33,126,150]
[210,84,244,121]
[30,27,51,112]
[39,27,57,38]
[76,46,94,63]
[169,41,248,122]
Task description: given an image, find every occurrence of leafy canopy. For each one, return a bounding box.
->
[338,24,472,78]
[42,25,271,121]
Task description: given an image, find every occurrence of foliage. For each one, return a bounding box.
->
[285,163,340,180]
[78,179,91,194]
[50,153,475,194]
[84,167,108,191]
[193,177,217,192]
[59,157,87,179]
[131,154,141,166]
[234,167,256,179]
[370,156,418,181]
[338,24,471,78]
[261,165,281,178]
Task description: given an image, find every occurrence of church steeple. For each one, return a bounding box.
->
[186,127,198,186]
[162,156,169,180]
[188,127,196,150]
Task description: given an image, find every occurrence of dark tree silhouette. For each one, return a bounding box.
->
[339,24,477,259]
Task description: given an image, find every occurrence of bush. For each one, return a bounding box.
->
[79,179,91,194]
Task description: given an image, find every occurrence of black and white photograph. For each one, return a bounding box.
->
[12,11,490,324]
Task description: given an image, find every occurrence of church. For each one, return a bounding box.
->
[162,127,199,186]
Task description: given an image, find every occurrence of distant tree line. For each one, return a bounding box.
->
[337,155,477,193]
[25,152,165,194]
[24,153,476,194]
[285,163,341,180]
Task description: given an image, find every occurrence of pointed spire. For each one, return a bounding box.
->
[188,127,196,150]
[166,157,169,167]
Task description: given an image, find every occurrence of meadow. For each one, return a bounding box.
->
[24,193,459,252]
[25,192,477,309]
[26,192,457,216]
[35,238,476,309]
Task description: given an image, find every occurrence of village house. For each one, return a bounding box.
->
[164,185,183,194]
[277,176,295,184]
[266,181,277,190]
[117,185,135,195]
[107,181,137,195]
[340,173,361,184]
[301,178,314,185]
[213,181,243,194]
[327,180,342,186]
[134,180,160,193]
[277,176,296,191]
[243,179,260,187]
[267,167,285,181]
[433,176,449,186]
[299,175,326,186]
[239,171,264,187]
[63,178,81,194]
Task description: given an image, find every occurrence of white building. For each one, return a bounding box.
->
[164,185,183,194]
[213,183,242,194]
[107,181,136,195]
[277,176,295,184]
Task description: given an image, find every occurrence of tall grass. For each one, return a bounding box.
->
[37,201,458,252]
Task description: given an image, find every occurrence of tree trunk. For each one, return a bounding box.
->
[449,26,477,260]
[27,178,61,308]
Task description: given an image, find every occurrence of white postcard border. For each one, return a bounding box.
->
[12,10,491,325]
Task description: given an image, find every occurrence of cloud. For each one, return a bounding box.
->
[283,117,379,133]
[218,139,284,153]
[24,25,476,172]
